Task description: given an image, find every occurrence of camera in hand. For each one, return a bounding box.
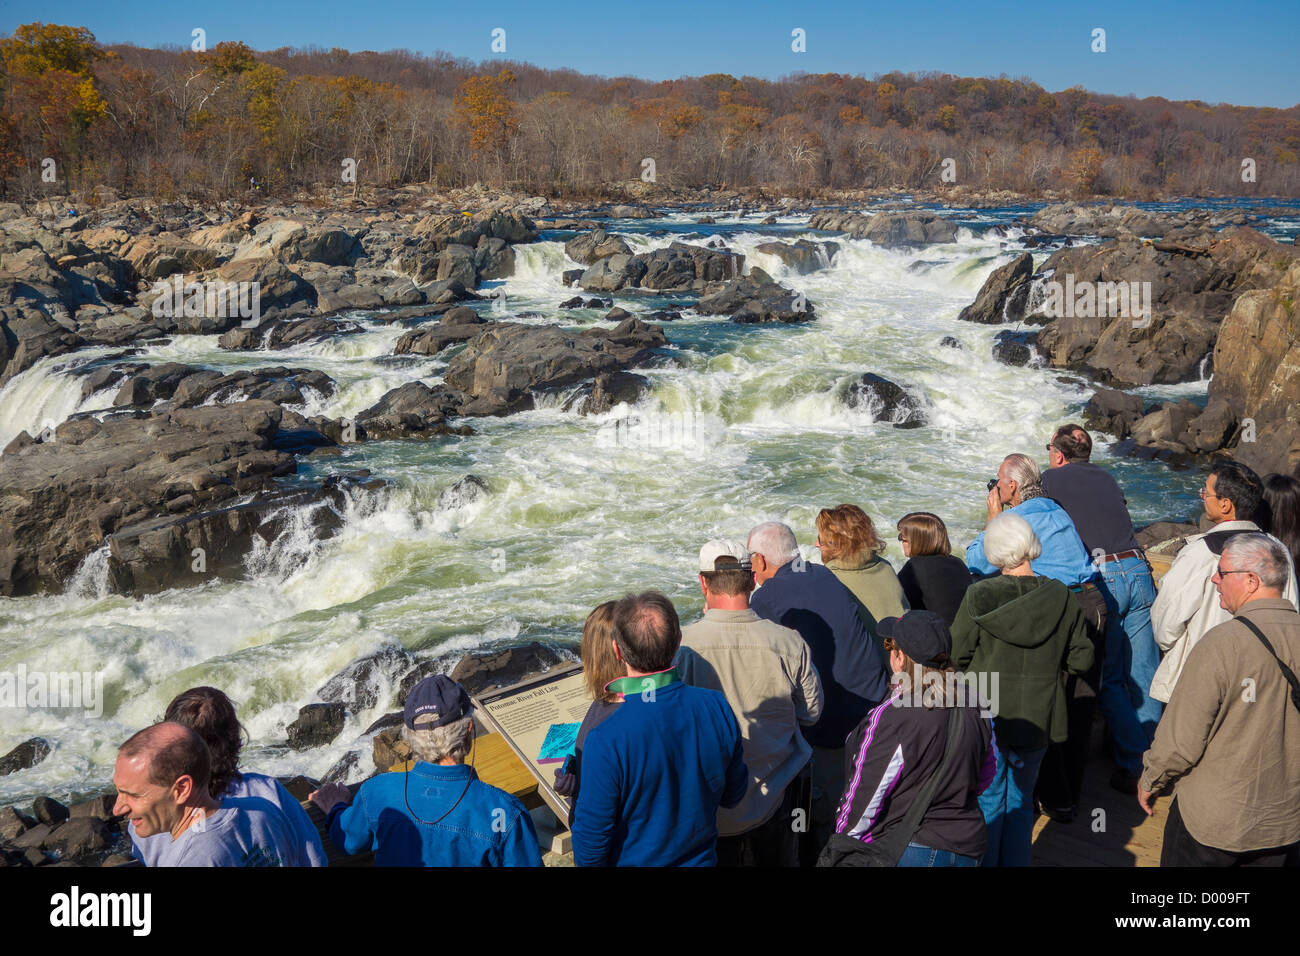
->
[987,477,999,491]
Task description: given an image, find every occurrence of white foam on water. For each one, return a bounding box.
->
[0,348,120,448]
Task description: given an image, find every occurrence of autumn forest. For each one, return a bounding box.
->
[2,22,1299,202]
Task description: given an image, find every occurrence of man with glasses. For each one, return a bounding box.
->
[1149,461,1298,708]
[1139,533,1300,866]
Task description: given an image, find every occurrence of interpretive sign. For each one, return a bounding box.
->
[473,662,590,821]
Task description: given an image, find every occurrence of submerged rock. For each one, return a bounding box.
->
[287,702,347,750]
[844,373,926,428]
[0,739,51,777]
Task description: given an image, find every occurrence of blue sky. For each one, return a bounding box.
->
[5,0,1297,108]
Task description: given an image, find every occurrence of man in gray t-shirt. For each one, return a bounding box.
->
[114,722,310,867]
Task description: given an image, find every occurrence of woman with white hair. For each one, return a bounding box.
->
[950,512,1095,866]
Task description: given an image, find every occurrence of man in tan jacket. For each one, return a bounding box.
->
[675,539,823,867]
[1139,533,1300,866]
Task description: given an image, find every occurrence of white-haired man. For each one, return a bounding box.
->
[747,520,889,861]
[1139,533,1300,866]
[309,675,542,866]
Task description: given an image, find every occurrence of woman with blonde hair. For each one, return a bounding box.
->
[816,504,908,635]
[553,601,625,814]
[896,512,973,626]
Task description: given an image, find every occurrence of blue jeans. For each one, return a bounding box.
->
[1096,555,1162,775]
[978,742,1047,867]
[898,843,980,867]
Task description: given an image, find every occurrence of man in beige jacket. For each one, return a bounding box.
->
[1149,461,1297,703]
[675,538,824,867]
[1139,533,1300,866]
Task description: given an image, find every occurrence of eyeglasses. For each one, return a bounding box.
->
[1214,566,1256,578]
[1199,487,1222,500]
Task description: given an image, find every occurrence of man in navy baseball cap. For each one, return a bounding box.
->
[309,673,542,866]
[404,674,473,730]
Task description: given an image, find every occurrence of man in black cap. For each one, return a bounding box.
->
[828,611,995,867]
[309,675,542,866]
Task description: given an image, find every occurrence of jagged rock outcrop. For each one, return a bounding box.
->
[695,268,815,323]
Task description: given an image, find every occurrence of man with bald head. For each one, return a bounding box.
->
[114,722,310,867]
[747,520,889,860]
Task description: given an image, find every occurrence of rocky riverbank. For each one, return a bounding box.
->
[956,205,1300,476]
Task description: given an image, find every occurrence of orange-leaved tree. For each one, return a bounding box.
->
[453,69,519,154]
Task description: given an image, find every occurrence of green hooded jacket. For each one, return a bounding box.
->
[950,574,1094,750]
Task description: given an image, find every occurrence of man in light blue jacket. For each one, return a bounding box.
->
[966,453,1097,587]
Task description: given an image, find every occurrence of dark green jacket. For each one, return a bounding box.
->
[950,574,1094,750]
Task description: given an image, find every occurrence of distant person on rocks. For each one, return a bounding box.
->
[115,722,311,866]
[675,539,823,866]
[1261,473,1300,593]
[1150,461,1298,704]
[826,612,994,867]
[951,513,1094,867]
[571,591,747,866]
[553,602,624,821]
[747,520,890,859]
[896,512,972,626]
[1140,534,1300,866]
[816,504,909,635]
[308,675,542,867]
[1041,423,1151,801]
[130,686,325,866]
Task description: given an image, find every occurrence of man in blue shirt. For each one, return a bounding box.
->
[572,591,748,866]
[115,723,311,866]
[309,676,542,867]
[746,520,890,863]
[967,453,1097,587]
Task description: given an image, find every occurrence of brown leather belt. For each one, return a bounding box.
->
[1103,549,1143,562]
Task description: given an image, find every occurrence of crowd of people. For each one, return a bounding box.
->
[111,423,1300,867]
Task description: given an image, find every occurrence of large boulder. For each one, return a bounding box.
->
[695,268,814,323]
[1207,259,1300,474]
[448,641,565,695]
[0,400,353,596]
[564,228,632,265]
[1026,203,1243,240]
[753,239,839,274]
[1027,228,1299,387]
[231,219,360,266]
[579,242,743,294]
[809,209,957,247]
[0,306,84,383]
[442,318,667,416]
[393,307,489,356]
[958,252,1034,324]
[217,315,364,351]
[352,382,466,439]
[1082,388,1145,439]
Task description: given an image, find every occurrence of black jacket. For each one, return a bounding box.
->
[898,554,974,626]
